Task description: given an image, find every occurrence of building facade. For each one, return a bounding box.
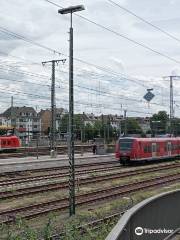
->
[2,106,41,141]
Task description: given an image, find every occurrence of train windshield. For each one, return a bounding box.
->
[119,139,133,150]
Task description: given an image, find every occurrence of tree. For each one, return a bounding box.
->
[120,118,143,135]
[84,123,94,141]
[172,118,180,136]
[150,111,169,135]
[60,114,68,133]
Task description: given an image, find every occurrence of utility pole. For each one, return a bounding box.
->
[107,115,110,143]
[42,59,66,152]
[124,109,127,137]
[11,96,14,128]
[164,75,180,135]
[170,76,174,135]
[101,114,106,143]
[119,120,121,137]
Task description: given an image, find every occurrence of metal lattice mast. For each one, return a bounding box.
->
[124,109,127,137]
[42,59,66,151]
[164,75,180,135]
[170,76,173,134]
[51,61,56,150]
[69,12,75,216]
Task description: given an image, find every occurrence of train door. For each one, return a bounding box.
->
[167,142,171,156]
[152,143,156,158]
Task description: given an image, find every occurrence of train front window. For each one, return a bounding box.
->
[119,139,133,150]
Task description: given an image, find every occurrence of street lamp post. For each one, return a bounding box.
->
[58,5,85,216]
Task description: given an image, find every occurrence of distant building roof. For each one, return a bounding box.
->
[38,108,68,117]
[2,106,37,118]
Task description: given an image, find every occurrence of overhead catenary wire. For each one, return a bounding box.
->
[107,0,180,44]
[0,71,171,110]
[0,86,155,116]
[0,60,172,108]
[1,16,180,81]
[0,56,176,112]
[43,0,180,65]
[0,55,176,112]
[0,27,175,91]
[0,2,178,116]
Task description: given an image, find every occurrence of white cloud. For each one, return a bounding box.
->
[0,0,180,116]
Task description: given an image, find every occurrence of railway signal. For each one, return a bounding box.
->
[143,89,155,103]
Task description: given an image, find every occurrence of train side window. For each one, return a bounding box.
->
[171,143,173,151]
[149,145,152,153]
[146,145,151,153]
[174,144,178,150]
[157,144,160,152]
[2,140,6,145]
[8,141,11,145]
[152,143,156,152]
[144,145,147,153]
[165,143,167,151]
[167,142,171,151]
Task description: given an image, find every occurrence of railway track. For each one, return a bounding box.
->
[0,162,179,200]
[0,172,179,224]
[0,165,120,187]
[1,159,118,176]
[0,144,113,158]
[0,161,180,187]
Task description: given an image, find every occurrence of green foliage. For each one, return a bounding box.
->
[0,215,117,240]
[0,129,6,136]
[42,218,54,240]
[60,114,146,141]
[126,118,143,134]
[150,111,169,135]
[171,118,180,136]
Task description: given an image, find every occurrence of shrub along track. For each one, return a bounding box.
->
[0,172,180,224]
[0,162,179,200]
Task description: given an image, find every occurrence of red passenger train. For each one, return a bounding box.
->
[0,127,21,152]
[115,137,180,165]
[0,135,21,152]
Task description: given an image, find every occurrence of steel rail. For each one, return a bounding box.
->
[0,172,179,224]
[0,162,179,200]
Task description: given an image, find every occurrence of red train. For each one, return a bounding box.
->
[115,137,180,165]
[0,135,21,152]
[0,127,21,152]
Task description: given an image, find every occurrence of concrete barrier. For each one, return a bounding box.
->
[106,190,180,240]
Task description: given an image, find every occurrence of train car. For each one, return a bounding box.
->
[115,137,180,165]
[0,136,21,152]
[0,126,21,152]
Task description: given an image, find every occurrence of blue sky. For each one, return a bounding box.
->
[0,0,180,117]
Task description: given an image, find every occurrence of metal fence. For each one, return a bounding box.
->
[163,228,180,240]
[106,190,180,240]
